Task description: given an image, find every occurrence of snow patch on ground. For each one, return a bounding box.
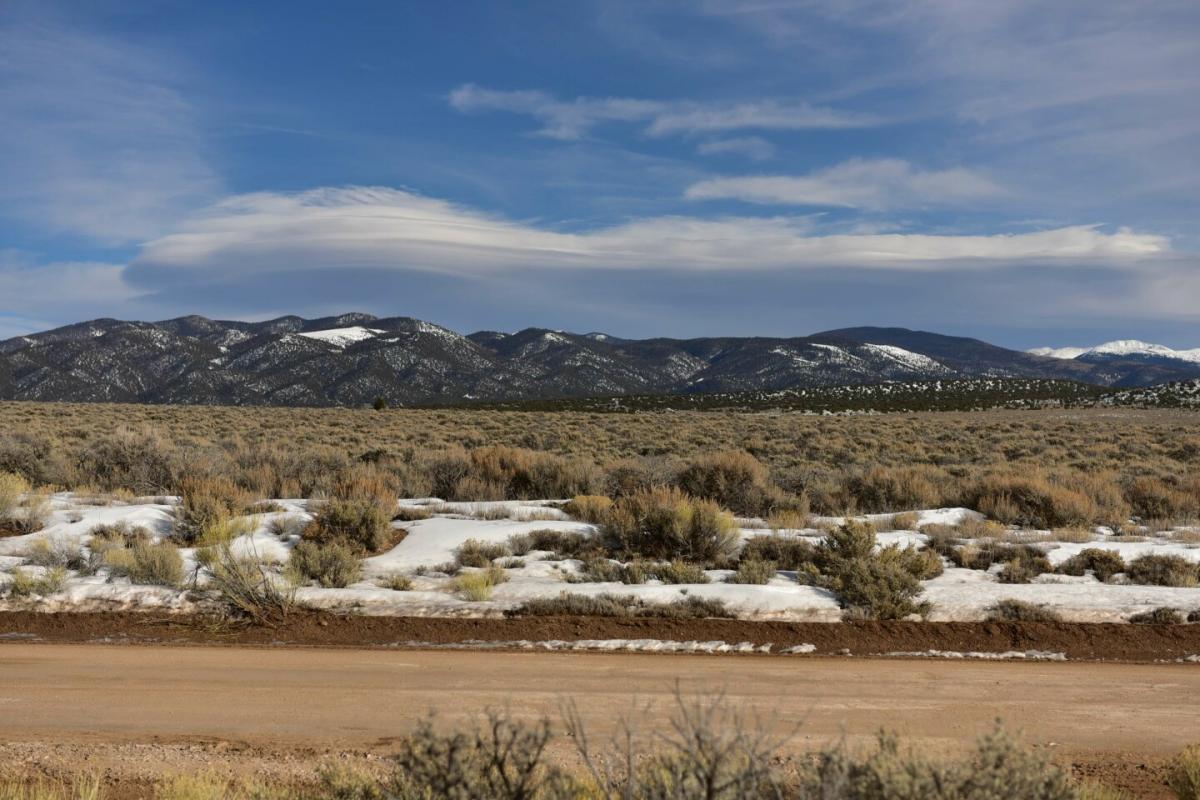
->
[888,649,1067,661]
[297,326,383,347]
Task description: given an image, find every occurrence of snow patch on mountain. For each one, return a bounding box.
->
[1030,340,1200,364]
[862,343,950,372]
[298,326,384,347]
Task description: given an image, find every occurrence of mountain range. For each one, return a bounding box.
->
[1,314,1198,407]
[1029,340,1200,365]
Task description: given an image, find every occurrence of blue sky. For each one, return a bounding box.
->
[1,1,1197,348]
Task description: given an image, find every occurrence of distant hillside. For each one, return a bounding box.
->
[2,315,1197,406]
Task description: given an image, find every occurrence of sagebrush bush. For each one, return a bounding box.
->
[75,427,178,494]
[986,599,1062,623]
[288,540,362,588]
[305,498,393,554]
[1056,548,1126,582]
[725,558,776,585]
[739,534,817,571]
[1125,476,1196,522]
[602,487,737,563]
[508,529,599,559]
[675,450,782,516]
[173,475,252,545]
[563,494,613,524]
[201,544,295,625]
[4,566,68,598]
[507,592,733,619]
[23,537,88,571]
[569,556,646,584]
[815,520,931,620]
[1126,554,1199,587]
[455,538,511,568]
[839,465,948,513]
[968,472,1098,528]
[648,560,710,584]
[1128,607,1184,624]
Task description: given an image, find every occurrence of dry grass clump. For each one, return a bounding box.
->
[602,487,738,563]
[102,540,184,587]
[886,511,921,531]
[0,474,51,536]
[288,540,362,588]
[454,538,511,568]
[507,529,600,560]
[675,450,790,516]
[1051,527,1096,543]
[568,557,647,584]
[1126,476,1197,523]
[986,599,1063,623]
[22,537,88,572]
[3,566,68,598]
[452,565,508,600]
[377,573,414,591]
[506,592,733,619]
[455,445,601,500]
[766,508,810,530]
[393,505,432,522]
[1170,743,1200,800]
[563,494,613,524]
[1056,549,1126,582]
[199,544,295,625]
[646,560,710,584]
[0,775,103,800]
[1126,554,1199,587]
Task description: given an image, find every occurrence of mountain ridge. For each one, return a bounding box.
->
[2,315,1198,407]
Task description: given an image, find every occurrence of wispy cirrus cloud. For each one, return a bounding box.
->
[685,158,1006,210]
[448,84,881,140]
[695,137,776,161]
[0,14,220,244]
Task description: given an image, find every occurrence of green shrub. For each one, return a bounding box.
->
[986,599,1062,623]
[104,540,184,587]
[1128,607,1184,624]
[814,520,931,620]
[1126,554,1199,587]
[725,558,776,585]
[455,538,511,568]
[602,487,738,563]
[1056,549,1126,582]
[288,540,362,588]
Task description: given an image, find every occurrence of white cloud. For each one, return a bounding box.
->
[0,18,219,243]
[695,136,776,160]
[130,186,1167,285]
[0,254,137,329]
[448,84,879,140]
[685,159,1006,210]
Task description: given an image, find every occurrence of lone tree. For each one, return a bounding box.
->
[372,396,388,411]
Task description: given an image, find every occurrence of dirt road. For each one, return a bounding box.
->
[1,643,1196,796]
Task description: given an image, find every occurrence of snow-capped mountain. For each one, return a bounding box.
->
[1,316,1198,406]
[1029,340,1200,365]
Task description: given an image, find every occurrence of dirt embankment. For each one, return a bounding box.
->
[3,610,1200,661]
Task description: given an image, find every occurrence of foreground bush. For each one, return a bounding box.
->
[199,544,295,625]
[563,494,613,524]
[967,472,1099,529]
[602,487,738,563]
[739,535,816,571]
[675,450,782,516]
[173,476,252,545]
[288,540,362,588]
[305,497,393,554]
[455,538,511,568]
[1128,607,1185,625]
[452,565,508,600]
[1170,743,1200,800]
[0,471,29,522]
